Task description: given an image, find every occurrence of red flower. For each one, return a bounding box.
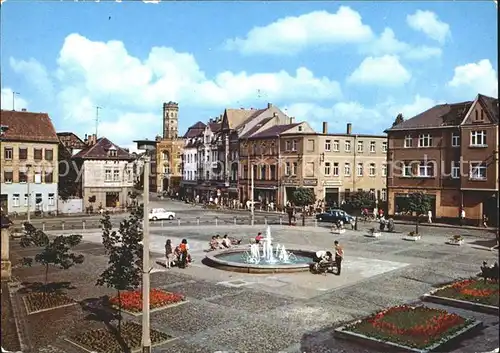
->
[110,289,185,312]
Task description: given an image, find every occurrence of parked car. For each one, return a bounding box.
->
[149,208,175,221]
[316,209,355,224]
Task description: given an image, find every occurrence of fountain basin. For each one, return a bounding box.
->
[204,247,316,274]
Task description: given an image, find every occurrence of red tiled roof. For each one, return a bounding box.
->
[249,123,301,139]
[478,94,499,123]
[73,137,132,160]
[0,110,59,143]
[183,121,206,138]
[208,121,221,133]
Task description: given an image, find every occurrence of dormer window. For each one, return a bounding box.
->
[108,145,117,157]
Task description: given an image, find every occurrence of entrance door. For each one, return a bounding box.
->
[0,194,8,213]
[106,192,119,207]
[484,194,498,227]
[325,188,339,208]
[163,178,169,192]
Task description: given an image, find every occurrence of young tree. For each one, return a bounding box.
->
[20,223,84,293]
[392,113,405,127]
[291,188,316,207]
[96,206,144,334]
[407,192,432,234]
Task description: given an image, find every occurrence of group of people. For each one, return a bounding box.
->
[314,240,344,275]
[208,234,242,250]
[164,239,192,269]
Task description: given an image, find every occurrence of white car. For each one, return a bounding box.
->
[149,208,176,221]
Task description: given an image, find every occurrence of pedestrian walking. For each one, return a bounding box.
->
[334,240,344,276]
[427,210,432,224]
[483,214,488,228]
[165,239,173,269]
[460,208,466,226]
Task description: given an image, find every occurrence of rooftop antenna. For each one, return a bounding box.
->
[95,106,102,137]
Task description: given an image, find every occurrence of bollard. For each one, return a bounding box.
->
[314,218,318,227]
[264,217,267,225]
[82,220,86,230]
[215,217,218,227]
[61,221,65,230]
[42,222,45,231]
[177,218,181,226]
[161,220,164,228]
[279,216,282,225]
[197,217,200,226]
[234,217,237,225]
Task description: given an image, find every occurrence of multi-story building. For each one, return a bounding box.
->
[180,121,205,199]
[73,134,135,209]
[0,109,60,214]
[386,93,499,226]
[195,119,222,200]
[156,102,183,194]
[240,122,387,207]
[57,132,87,199]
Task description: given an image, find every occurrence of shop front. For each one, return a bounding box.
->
[282,178,300,205]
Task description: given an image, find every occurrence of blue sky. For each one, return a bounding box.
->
[1,1,497,150]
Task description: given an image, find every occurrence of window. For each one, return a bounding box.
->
[285,141,291,151]
[19,148,27,160]
[451,133,460,147]
[306,139,315,152]
[270,165,276,180]
[470,130,486,146]
[162,151,169,160]
[418,134,432,147]
[344,189,351,200]
[324,162,331,175]
[48,193,55,206]
[356,163,363,176]
[418,162,434,177]
[333,140,339,151]
[12,194,20,207]
[381,189,387,201]
[4,171,13,183]
[285,162,291,176]
[404,135,413,148]
[44,149,54,161]
[298,126,303,132]
[382,164,387,177]
[325,140,331,152]
[292,140,297,151]
[109,150,117,157]
[177,164,182,173]
[292,162,298,175]
[260,165,266,180]
[333,162,339,176]
[34,148,43,161]
[357,141,363,153]
[451,161,460,179]
[345,140,351,152]
[369,163,376,176]
[105,169,112,181]
[470,163,486,180]
[382,141,387,152]
[403,162,412,177]
[24,194,29,206]
[344,163,351,176]
[34,173,42,183]
[305,162,314,177]
[113,170,120,181]
[19,171,27,183]
[35,193,43,206]
[176,151,181,159]
[4,147,13,160]
[370,141,376,153]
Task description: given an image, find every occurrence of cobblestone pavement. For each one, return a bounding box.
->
[7,224,499,353]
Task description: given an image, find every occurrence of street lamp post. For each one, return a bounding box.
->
[250,165,255,226]
[12,92,20,111]
[141,156,151,353]
[26,164,32,223]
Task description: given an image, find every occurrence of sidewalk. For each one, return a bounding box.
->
[392,219,497,232]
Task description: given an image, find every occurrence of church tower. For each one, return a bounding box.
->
[162,101,179,139]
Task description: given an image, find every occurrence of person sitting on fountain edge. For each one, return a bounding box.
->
[209,236,219,251]
[222,234,232,248]
[225,234,242,246]
[255,232,263,244]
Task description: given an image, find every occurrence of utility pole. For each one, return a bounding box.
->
[250,164,254,226]
[95,106,102,137]
[141,155,151,352]
[26,164,32,223]
[12,92,20,111]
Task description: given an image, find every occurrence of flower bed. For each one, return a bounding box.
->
[67,321,174,353]
[110,288,186,315]
[403,231,421,241]
[23,292,76,315]
[335,305,477,351]
[447,235,464,245]
[429,278,499,308]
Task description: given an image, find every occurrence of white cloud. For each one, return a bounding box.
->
[347,55,411,86]
[9,57,54,96]
[406,10,451,44]
[361,27,441,60]
[447,59,498,97]
[224,7,373,55]
[1,88,29,111]
[386,94,439,119]
[10,33,342,146]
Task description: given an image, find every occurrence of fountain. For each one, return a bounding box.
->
[204,226,316,273]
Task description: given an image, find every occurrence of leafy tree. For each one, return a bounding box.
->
[291,188,316,207]
[407,192,432,234]
[20,223,84,293]
[96,206,144,334]
[392,113,405,127]
[346,191,375,212]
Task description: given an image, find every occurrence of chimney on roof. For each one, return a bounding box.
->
[273,112,278,118]
[84,134,88,143]
[290,116,295,124]
[322,122,328,134]
[347,123,352,135]
[267,103,272,109]
[21,108,26,112]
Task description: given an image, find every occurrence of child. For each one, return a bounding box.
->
[165,239,173,269]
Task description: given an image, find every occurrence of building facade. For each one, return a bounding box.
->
[386,94,499,226]
[181,121,205,199]
[0,110,59,214]
[156,102,183,194]
[73,135,135,209]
